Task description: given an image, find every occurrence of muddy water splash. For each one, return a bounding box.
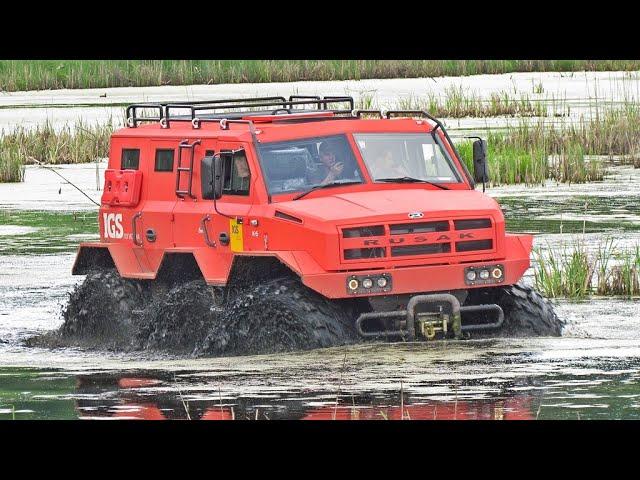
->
[28,273,359,357]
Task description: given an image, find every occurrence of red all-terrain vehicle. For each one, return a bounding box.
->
[69,96,560,352]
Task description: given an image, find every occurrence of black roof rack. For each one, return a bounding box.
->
[125,96,356,128]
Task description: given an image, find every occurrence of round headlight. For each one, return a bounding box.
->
[348,279,359,290]
[466,270,477,281]
[479,269,490,280]
[377,277,388,288]
[362,278,373,289]
[492,267,503,279]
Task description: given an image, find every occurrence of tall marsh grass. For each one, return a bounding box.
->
[456,128,603,185]
[0,146,25,183]
[0,120,113,182]
[1,60,640,92]
[389,86,547,118]
[455,105,640,185]
[535,238,640,299]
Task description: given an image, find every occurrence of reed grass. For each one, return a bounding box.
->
[0,145,25,183]
[387,86,547,118]
[455,105,640,185]
[0,120,113,182]
[2,60,640,92]
[457,130,603,185]
[534,237,640,299]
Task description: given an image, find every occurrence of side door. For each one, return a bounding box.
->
[135,139,181,272]
[173,141,254,255]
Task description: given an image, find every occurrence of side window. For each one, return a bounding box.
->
[121,149,140,170]
[155,149,174,172]
[221,149,250,196]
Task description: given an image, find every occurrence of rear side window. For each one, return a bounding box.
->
[121,149,140,170]
[155,149,174,172]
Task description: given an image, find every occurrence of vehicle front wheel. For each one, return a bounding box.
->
[199,277,358,356]
[465,282,564,337]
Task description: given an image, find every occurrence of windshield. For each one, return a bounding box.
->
[354,133,461,183]
[257,134,363,195]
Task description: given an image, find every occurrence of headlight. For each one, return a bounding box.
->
[362,278,373,289]
[348,279,359,290]
[464,264,504,285]
[377,277,388,288]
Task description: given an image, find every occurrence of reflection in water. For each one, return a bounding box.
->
[301,398,533,420]
[71,373,537,420]
[2,350,640,420]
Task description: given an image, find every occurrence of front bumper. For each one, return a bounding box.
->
[302,234,532,299]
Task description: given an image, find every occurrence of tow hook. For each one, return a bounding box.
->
[416,311,448,340]
[355,293,502,341]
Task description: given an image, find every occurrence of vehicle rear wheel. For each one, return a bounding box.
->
[199,276,358,356]
[465,282,564,337]
[58,269,148,349]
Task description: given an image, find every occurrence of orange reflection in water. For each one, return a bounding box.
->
[302,397,533,420]
[75,375,535,420]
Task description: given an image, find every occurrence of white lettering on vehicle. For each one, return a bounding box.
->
[103,213,124,239]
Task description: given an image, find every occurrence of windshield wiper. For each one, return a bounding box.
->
[376,176,450,190]
[292,180,362,200]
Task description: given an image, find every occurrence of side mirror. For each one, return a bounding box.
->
[201,155,224,200]
[472,139,489,184]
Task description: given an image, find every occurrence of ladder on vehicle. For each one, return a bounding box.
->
[175,139,201,198]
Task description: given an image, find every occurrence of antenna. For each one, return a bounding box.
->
[29,157,100,207]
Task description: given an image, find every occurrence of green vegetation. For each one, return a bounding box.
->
[1,60,640,92]
[0,145,24,183]
[455,105,640,185]
[358,85,547,118]
[0,209,98,255]
[456,127,603,186]
[0,120,112,182]
[534,237,640,299]
[0,368,77,420]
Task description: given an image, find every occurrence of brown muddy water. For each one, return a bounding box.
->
[0,162,639,420]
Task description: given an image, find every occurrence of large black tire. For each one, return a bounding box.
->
[465,282,564,337]
[199,277,358,356]
[134,279,225,354]
[57,269,148,349]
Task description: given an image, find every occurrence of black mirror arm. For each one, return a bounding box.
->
[211,152,236,221]
[431,121,476,189]
[468,136,487,192]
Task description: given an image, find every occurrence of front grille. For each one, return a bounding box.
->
[456,239,493,252]
[343,225,385,238]
[344,247,386,259]
[454,218,491,230]
[391,243,451,257]
[390,221,449,235]
[341,217,495,261]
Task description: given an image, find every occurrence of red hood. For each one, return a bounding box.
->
[275,189,501,224]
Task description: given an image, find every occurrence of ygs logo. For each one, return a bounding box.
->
[103,213,124,239]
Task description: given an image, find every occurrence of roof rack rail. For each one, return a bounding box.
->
[353,109,384,118]
[126,96,355,128]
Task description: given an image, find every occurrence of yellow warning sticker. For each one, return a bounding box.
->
[230,218,244,252]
